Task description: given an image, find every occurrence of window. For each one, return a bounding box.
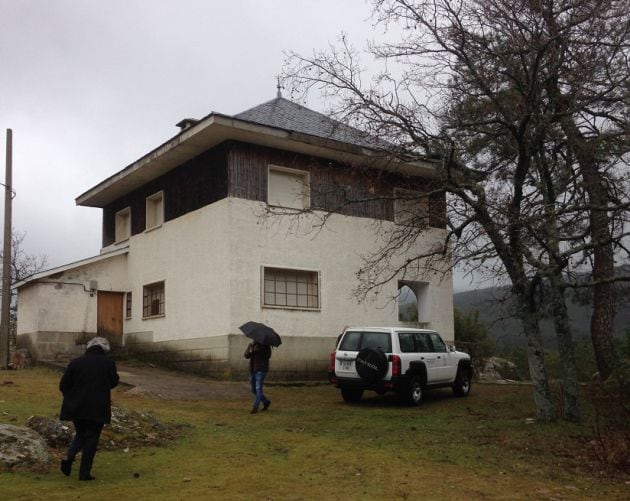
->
[339,331,392,353]
[263,267,319,309]
[398,332,415,352]
[268,166,310,209]
[125,292,132,319]
[146,191,164,230]
[143,281,165,318]
[394,188,428,226]
[429,332,447,353]
[115,207,131,243]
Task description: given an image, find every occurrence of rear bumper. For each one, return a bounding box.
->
[329,373,407,393]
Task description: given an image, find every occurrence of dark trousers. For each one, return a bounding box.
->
[65,419,104,478]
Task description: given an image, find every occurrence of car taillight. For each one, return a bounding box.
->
[329,351,336,372]
[391,354,401,377]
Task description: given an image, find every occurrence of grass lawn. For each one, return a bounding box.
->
[0,367,628,500]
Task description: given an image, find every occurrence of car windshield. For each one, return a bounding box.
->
[339,331,391,352]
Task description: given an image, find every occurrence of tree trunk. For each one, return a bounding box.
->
[549,277,581,421]
[563,122,618,380]
[517,294,556,422]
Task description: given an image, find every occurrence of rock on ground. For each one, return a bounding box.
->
[0,424,51,470]
[479,357,520,381]
[26,416,73,448]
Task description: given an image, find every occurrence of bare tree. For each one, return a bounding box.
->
[285,0,630,420]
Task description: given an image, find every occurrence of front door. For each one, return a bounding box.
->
[97,291,124,347]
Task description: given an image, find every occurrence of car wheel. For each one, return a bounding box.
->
[453,370,471,397]
[405,376,423,406]
[355,348,388,383]
[341,388,364,403]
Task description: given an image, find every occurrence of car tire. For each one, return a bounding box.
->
[404,376,423,406]
[453,370,471,397]
[341,388,364,403]
[355,348,388,383]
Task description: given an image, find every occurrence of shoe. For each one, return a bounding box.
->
[262,400,271,411]
[250,407,258,414]
[79,475,96,481]
[60,459,72,476]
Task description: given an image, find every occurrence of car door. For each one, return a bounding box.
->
[428,332,456,382]
[414,332,441,383]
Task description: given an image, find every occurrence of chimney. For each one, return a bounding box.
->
[176,118,199,131]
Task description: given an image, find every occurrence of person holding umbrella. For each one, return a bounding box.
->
[240,321,281,414]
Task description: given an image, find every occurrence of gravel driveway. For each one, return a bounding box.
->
[115,363,251,400]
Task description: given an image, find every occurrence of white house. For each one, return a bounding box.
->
[16,96,454,379]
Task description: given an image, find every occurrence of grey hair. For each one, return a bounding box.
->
[87,336,111,352]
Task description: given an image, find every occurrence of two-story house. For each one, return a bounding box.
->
[15,95,454,378]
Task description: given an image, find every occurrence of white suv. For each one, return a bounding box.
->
[329,327,472,405]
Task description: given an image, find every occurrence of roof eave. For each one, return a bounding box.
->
[14,246,129,289]
[76,115,438,208]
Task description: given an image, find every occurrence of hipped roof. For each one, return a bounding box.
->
[76,97,436,208]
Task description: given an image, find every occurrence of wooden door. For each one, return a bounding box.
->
[97,291,124,346]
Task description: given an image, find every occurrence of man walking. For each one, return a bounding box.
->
[59,336,119,481]
[244,340,271,414]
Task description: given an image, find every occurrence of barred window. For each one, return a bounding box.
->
[125,292,132,319]
[143,281,165,318]
[263,267,319,310]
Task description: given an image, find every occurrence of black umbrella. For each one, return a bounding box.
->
[239,321,282,347]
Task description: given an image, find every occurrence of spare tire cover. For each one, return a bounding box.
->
[355,348,388,382]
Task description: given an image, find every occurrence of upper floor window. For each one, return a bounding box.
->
[115,207,131,243]
[262,266,319,310]
[268,166,310,210]
[394,188,428,226]
[146,191,164,230]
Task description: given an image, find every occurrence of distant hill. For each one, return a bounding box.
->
[453,283,630,349]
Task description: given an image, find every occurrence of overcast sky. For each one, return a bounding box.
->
[0,0,475,291]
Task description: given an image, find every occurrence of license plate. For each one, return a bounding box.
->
[340,360,353,370]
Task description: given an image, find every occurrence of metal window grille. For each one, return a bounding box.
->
[143,282,165,317]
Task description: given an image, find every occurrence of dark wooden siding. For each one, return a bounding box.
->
[227,142,446,227]
[102,147,228,247]
[102,141,446,246]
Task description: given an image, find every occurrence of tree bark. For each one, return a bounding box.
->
[518,298,556,422]
[548,276,581,421]
[562,122,618,380]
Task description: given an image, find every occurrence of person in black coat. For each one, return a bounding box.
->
[59,336,119,481]
[244,341,272,414]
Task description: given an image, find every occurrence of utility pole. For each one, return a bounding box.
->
[0,129,12,369]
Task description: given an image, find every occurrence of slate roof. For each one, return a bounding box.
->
[235,97,382,150]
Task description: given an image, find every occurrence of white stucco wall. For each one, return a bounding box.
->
[121,200,231,343]
[17,254,129,337]
[226,199,454,343]
[17,194,453,367]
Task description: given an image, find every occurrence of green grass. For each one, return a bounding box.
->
[0,367,628,500]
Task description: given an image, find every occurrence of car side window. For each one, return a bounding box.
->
[398,333,415,352]
[429,333,447,353]
[415,333,431,352]
[361,332,392,352]
[339,331,361,351]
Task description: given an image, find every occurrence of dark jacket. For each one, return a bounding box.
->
[244,342,271,373]
[59,345,119,424]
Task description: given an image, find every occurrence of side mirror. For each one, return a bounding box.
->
[448,344,456,352]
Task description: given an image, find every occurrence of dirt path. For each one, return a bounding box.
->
[114,363,251,400]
